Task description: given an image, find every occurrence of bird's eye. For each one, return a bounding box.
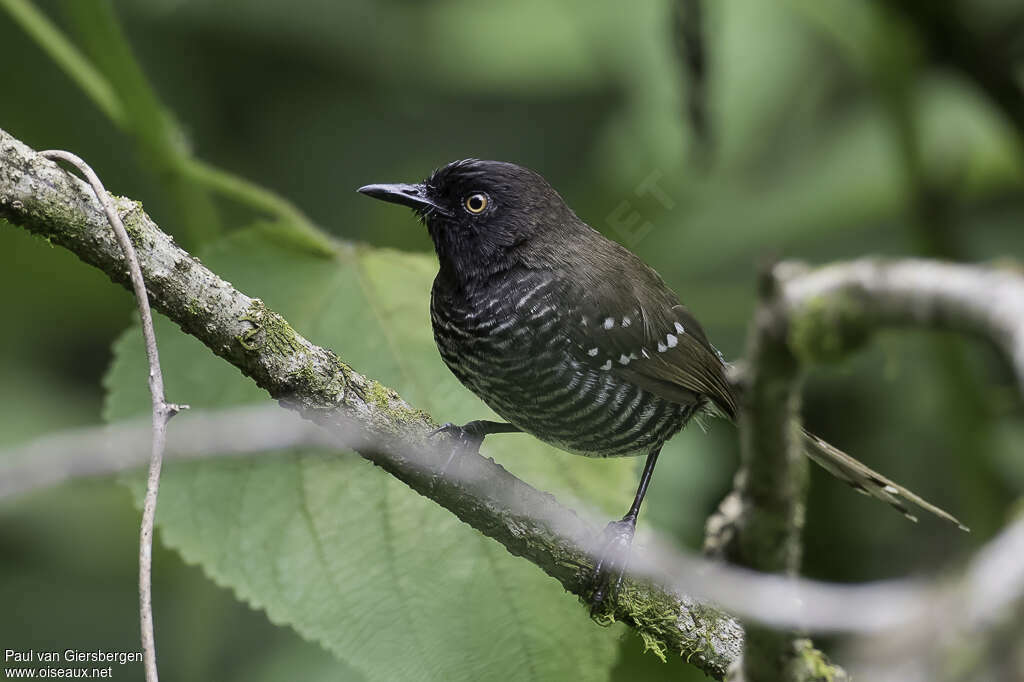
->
[464,193,488,214]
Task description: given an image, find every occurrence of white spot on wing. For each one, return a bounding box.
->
[674,321,685,334]
[666,334,679,348]
[587,347,599,357]
[622,316,632,327]
[618,354,631,365]
[603,317,614,329]
[600,359,612,370]
[883,485,899,495]
[657,342,667,352]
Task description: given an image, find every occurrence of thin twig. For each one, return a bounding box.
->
[38,149,184,682]
[0,406,327,499]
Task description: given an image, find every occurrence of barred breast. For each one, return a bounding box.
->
[430,270,693,457]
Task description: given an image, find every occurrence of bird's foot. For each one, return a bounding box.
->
[428,421,487,477]
[587,515,637,618]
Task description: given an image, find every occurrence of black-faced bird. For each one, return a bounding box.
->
[358,159,966,607]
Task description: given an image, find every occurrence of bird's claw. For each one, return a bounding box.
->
[428,422,458,438]
[428,421,452,438]
[428,422,485,480]
[588,517,637,617]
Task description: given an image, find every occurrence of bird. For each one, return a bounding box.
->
[358,159,967,607]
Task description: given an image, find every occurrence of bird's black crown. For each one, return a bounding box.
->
[360,159,582,282]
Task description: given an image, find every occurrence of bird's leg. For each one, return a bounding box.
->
[589,447,662,615]
[429,420,521,474]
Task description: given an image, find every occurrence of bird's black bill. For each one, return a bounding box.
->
[357,182,448,215]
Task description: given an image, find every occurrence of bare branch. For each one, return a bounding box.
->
[776,259,1024,396]
[0,406,328,499]
[709,256,1024,679]
[724,268,818,682]
[36,149,184,682]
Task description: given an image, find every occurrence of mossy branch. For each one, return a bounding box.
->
[725,268,819,682]
[0,127,744,679]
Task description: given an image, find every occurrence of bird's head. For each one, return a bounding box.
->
[359,159,579,281]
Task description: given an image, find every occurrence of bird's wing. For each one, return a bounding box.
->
[549,244,966,528]
[562,273,737,417]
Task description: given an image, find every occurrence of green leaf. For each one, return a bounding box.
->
[104,224,634,682]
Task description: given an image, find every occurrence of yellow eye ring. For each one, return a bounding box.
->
[464,193,488,214]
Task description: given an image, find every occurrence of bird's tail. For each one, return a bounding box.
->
[801,429,969,532]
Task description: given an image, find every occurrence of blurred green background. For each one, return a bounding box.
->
[2,0,1023,680]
